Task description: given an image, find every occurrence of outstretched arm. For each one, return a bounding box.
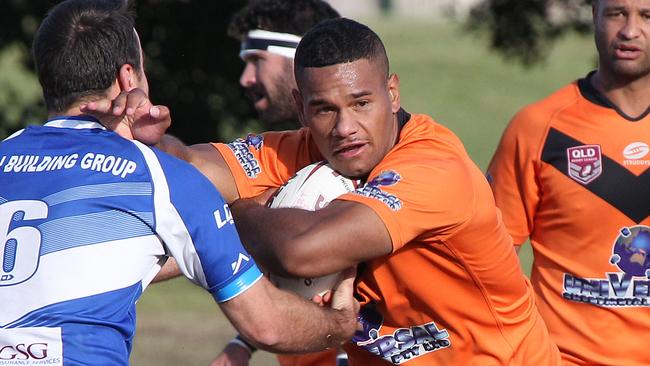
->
[82,89,240,202]
[157,136,240,203]
[230,198,393,278]
[220,269,359,353]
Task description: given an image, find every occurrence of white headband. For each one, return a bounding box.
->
[239,29,302,59]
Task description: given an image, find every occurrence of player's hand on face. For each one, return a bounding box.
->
[81,88,171,145]
[209,343,251,366]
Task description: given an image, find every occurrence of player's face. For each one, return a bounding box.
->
[240,50,298,125]
[594,0,650,80]
[294,59,400,179]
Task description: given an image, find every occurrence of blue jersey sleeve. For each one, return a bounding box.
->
[134,142,261,302]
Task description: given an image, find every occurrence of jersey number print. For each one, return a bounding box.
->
[0,200,48,286]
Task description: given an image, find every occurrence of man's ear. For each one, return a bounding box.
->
[118,64,137,92]
[387,73,401,113]
[292,88,307,127]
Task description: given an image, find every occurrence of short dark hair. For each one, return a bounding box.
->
[228,0,340,40]
[294,18,389,76]
[33,0,141,113]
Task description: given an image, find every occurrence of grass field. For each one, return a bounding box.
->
[130,18,595,365]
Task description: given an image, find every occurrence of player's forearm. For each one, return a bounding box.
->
[156,134,191,160]
[155,137,240,202]
[227,278,357,354]
[261,293,356,353]
[229,198,319,277]
[151,257,181,283]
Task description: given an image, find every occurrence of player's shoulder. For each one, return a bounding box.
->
[400,113,469,161]
[511,81,582,130]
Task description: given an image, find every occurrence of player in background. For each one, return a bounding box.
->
[97,18,562,365]
[230,0,340,130]
[487,0,650,364]
[0,1,359,364]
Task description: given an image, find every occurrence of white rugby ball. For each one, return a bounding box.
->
[267,161,359,299]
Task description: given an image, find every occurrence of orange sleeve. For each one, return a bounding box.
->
[486,106,547,245]
[338,139,474,252]
[213,128,322,199]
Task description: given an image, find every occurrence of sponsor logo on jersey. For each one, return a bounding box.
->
[0,153,138,178]
[231,252,250,274]
[227,134,264,178]
[0,328,62,365]
[623,142,650,166]
[355,171,402,211]
[214,204,234,229]
[566,145,602,185]
[563,225,650,307]
[0,343,50,361]
[353,303,450,364]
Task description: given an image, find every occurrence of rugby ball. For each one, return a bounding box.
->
[267,161,359,299]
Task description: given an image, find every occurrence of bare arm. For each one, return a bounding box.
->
[220,270,358,353]
[82,89,240,202]
[155,135,241,203]
[229,198,393,278]
[151,257,180,283]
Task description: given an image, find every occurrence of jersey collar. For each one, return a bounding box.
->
[578,71,650,122]
[43,115,106,130]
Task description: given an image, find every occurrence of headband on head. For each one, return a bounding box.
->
[240,29,302,59]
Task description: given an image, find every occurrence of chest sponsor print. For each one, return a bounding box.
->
[563,225,650,307]
[623,142,650,166]
[355,170,402,211]
[352,303,451,364]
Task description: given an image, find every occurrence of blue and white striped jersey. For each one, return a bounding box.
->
[0,116,262,365]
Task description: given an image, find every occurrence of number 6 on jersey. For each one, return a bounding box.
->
[0,200,48,286]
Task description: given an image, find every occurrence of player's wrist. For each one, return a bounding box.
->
[328,308,358,348]
[227,335,257,357]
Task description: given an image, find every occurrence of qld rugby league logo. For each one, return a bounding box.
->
[566,144,602,185]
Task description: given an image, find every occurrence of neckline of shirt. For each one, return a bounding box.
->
[43,115,106,130]
[577,71,650,122]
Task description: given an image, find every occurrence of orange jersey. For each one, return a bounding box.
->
[487,73,650,365]
[277,350,337,366]
[216,111,560,365]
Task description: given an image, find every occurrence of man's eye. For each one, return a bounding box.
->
[317,107,333,114]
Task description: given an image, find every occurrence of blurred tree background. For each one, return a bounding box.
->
[468,0,594,66]
[0,0,257,143]
[0,0,594,142]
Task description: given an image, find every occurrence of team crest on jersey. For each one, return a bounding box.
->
[566,144,602,185]
[353,303,451,364]
[563,225,650,307]
[355,170,402,211]
[227,134,264,178]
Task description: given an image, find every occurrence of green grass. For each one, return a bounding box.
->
[128,18,594,365]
